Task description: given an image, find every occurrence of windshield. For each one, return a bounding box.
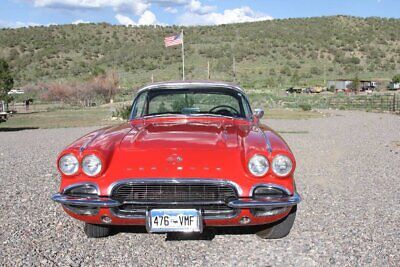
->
[131,88,252,119]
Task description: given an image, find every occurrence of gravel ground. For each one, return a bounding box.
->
[0,110,399,266]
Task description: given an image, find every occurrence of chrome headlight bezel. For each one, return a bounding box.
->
[248,154,269,177]
[271,154,293,177]
[82,155,102,177]
[58,154,79,176]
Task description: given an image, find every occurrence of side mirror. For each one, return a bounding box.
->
[254,108,264,119]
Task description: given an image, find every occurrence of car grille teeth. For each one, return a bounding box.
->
[111,183,238,203]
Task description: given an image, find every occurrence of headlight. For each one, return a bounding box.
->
[59,154,79,175]
[272,155,293,177]
[82,155,102,177]
[248,154,269,177]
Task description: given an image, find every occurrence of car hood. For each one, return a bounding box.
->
[104,117,267,179]
[124,119,244,150]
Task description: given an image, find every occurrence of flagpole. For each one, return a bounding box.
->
[181,29,185,81]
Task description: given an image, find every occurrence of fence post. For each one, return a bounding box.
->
[393,93,396,112]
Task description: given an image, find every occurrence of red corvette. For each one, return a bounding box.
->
[52,81,300,238]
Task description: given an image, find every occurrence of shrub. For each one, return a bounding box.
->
[392,74,400,83]
[113,105,131,120]
[299,103,312,111]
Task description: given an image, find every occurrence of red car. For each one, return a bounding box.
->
[52,81,300,239]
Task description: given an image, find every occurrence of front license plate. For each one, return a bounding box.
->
[146,209,202,233]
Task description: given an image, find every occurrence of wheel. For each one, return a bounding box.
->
[255,206,297,239]
[84,223,111,238]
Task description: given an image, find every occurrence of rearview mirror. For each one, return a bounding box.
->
[254,108,264,119]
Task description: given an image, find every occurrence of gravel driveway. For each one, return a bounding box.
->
[0,110,399,266]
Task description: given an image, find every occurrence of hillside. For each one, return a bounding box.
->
[0,16,399,90]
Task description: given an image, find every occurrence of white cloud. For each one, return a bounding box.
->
[72,19,90,24]
[0,20,41,28]
[179,6,273,25]
[164,6,178,14]
[115,14,136,25]
[138,10,158,25]
[32,0,207,15]
[115,10,158,25]
[33,0,150,15]
[30,0,273,26]
[186,0,216,15]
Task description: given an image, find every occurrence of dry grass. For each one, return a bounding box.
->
[0,107,120,129]
[0,106,323,130]
[264,108,324,120]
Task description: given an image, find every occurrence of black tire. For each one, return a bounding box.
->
[255,206,297,239]
[84,223,111,238]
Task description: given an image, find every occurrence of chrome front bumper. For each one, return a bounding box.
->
[228,193,301,208]
[52,193,301,209]
[52,194,120,207]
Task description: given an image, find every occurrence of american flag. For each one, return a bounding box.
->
[164,33,183,47]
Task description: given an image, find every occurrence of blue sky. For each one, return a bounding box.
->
[0,0,399,28]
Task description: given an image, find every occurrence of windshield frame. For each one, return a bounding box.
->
[129,86,253,121]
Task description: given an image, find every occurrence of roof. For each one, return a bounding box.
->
[328,79,377,82]
[136,80,245,94]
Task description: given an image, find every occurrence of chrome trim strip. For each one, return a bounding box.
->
[51,194,121,208]
[261,130,273,153]
[62,204,100,216]
[250,207,290,217]
[109,208,240,220]
[107,178,243,196]
[120,200,226,205]
[137,82,245,94]
[227,193,301,209]
[249,183,292,197]
[202,210,239,220]
[79,130,105,152]
[140,113,249,121]
[61,182,100,195]
[110,208,145,219]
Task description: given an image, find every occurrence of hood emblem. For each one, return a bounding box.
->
[166,154,183,164]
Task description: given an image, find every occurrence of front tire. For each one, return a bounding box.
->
[84,223,111,238]
[256,205,297,239]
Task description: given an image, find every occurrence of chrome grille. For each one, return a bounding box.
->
[111,181,238,203]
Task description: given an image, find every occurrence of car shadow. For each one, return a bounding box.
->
[112,225,266,241]
[0,127,39,132]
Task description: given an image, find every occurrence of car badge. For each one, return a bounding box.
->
[166,154,183,164]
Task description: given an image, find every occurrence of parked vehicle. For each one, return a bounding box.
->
[0,100,8,122]
[309,86,324,93]
[7,89,25,95]
[52,81,300,239]
[388,82,400,91]
[286,87,303,94]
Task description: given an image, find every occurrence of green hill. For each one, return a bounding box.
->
[0,16,399,90]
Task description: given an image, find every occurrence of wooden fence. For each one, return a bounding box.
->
[9,102,63,114]
[276,93,400,113]
[325,94,399,112]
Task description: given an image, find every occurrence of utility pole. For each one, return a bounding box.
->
[232,28,239,82]
[181,29,185,81]
[207,60,210,80]
[233,57,236,82]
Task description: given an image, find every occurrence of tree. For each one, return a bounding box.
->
[392,74,400,83]
[0,59,14,100]
[91,70,120,103]
[350,76,360,93]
